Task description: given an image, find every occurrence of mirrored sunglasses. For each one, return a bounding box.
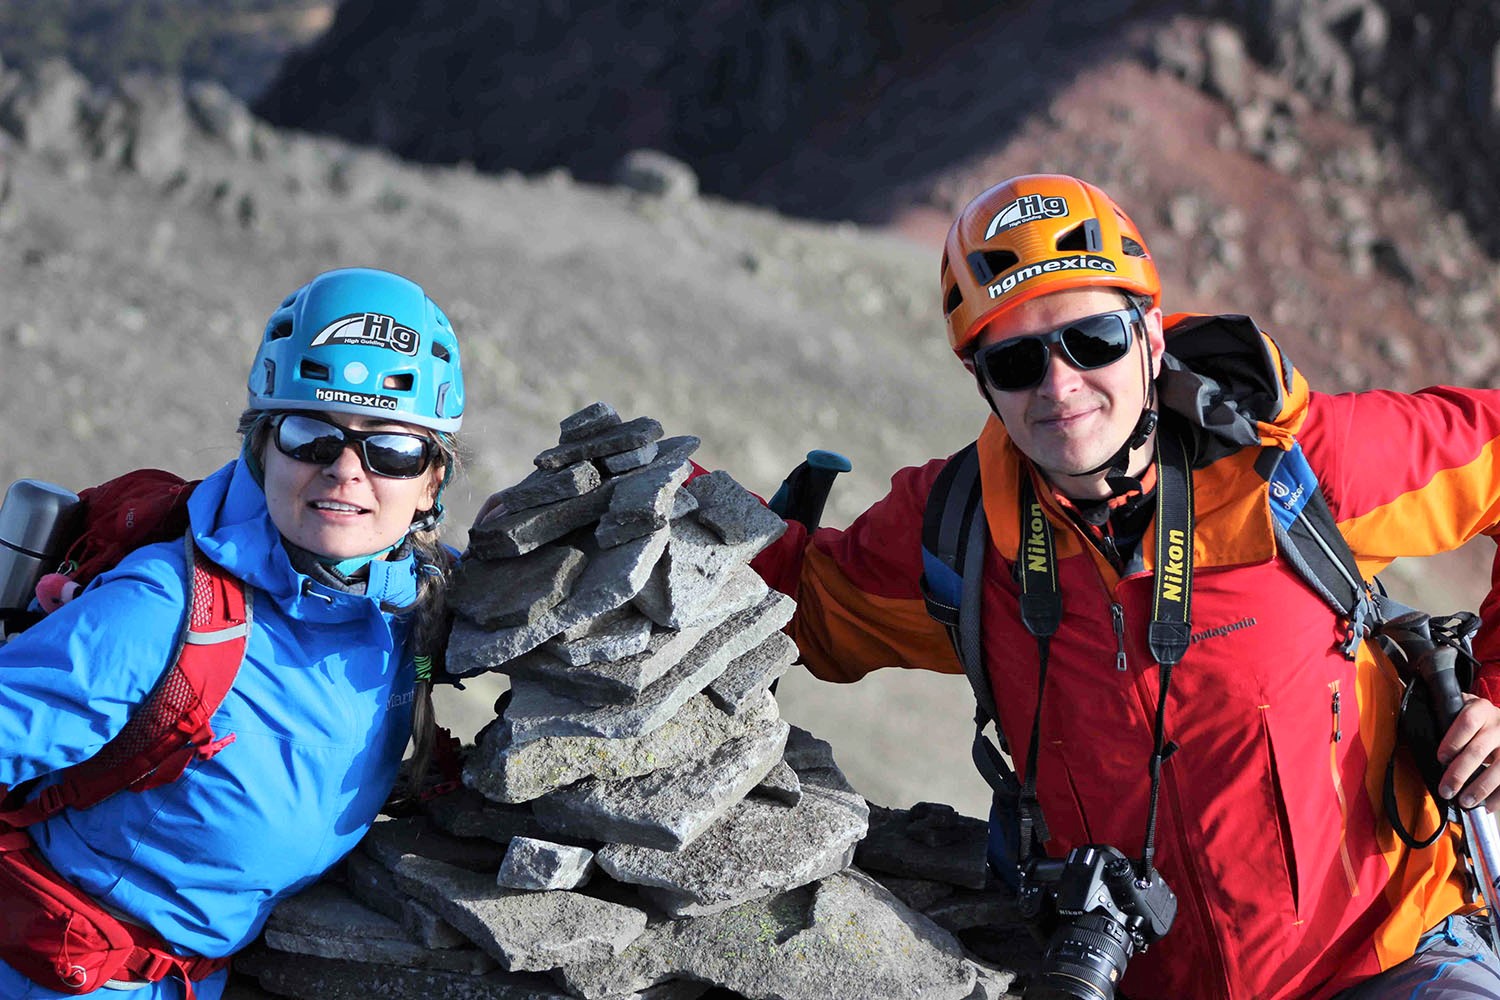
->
[272,413,435,479]
[973,306,1141,392]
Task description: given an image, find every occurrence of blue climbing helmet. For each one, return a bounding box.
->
[247,267,465,433]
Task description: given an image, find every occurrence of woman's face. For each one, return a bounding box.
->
[261,413,442,561]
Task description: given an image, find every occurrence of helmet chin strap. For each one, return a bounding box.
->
[975,314,1161,499]
[1083,331,1160,496]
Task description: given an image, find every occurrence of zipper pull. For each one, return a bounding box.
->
[1330,680,1342,743]
[1112,603,1128,671]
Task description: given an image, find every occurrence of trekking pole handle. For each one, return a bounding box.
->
[768,450,852,532]
[1417,644,1500,935]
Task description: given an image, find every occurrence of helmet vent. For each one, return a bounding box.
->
[966,250,1019,284]
[943,283,964,316]
[1055,220,1102,253]
[383,373,414,391]
[431,341,451,363]
[269,320,295,341]
[299,359,331,381]
[1121,235,1148,258]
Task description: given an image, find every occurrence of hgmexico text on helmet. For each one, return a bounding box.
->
[940,174,1160,356]
[247,267,465,433]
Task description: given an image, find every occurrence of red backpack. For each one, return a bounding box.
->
[0,469,248,997]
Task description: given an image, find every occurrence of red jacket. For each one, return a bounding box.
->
[754,315,1500,1000]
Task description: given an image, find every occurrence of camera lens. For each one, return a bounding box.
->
[1028,912,1135,1000]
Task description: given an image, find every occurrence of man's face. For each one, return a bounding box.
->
[971,287,1164,495]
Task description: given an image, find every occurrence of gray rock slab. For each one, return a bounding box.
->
[465,691,781,804]
[782,726,837,771]
[867,872,957,913]
[361,816,508,874]
[496,837,596,890]
[750,759,802,807]
[473,461,602,524]
[923,887,1022,934]
[467,481,616,560]
[596,453,691,548]
[235,947,583,1000]
[403,896,474,951]
[557,604,636,642]
[448,526,670,677]
[532,718,790,851]
[264,882,497,973]
[594,729,869,916]
[633,521,777,628]
[707,628,797,715]
[557,870,976,1000]
[559,401,621,443]
[344,851,470,949]
[684,469,787,546]
[502,590,795,741]
[393,854,648,972]
[424,786,556,845]
[450,544,587,629]
[536,415,664,469]
[856,802,990,890]
[600,440,658,473]
[670,487,698,520]
[342,850,405,923]
[964,961,1024,1000]
[492,646,620,706]
[546,608,655,665]
[511,615,719,707]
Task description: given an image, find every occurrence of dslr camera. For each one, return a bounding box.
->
[1017,844,1177,1000]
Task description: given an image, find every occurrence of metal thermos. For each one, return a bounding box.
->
[0,479,81,616]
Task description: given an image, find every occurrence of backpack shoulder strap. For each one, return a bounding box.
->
[920,442,995,717]
[1,534,250,828]
[1259,441,1376,656]
[919,443,1020,795]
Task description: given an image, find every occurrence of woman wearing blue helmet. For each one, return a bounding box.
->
[0,267,465,999]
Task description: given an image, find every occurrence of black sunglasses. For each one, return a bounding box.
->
[972,306,1142,392]
[272,413,435,479]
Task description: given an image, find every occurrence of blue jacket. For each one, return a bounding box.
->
[0,458,419,998]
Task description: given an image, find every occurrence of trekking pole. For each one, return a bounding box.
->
[767,449,852,533]
[1418,641,1500,945]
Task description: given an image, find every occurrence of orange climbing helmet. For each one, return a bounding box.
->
[940,174,1160,355]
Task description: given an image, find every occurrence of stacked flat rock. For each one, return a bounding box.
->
[233,404,1027,1000]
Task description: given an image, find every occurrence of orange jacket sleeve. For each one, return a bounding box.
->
[751,458,963,683]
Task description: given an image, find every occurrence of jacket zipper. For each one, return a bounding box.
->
[1097,561,1231,996]
[1327,679,1360,896]
[1111,603,1128,671]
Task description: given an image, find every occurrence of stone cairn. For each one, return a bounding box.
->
[232,404,1033,1000]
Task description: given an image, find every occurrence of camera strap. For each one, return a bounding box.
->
[1016,419,1192,880]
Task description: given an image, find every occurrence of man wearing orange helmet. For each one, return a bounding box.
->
[753,174,1500,998]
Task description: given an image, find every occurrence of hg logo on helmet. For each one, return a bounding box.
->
[984,194,1069,238]
[986,254,1118,299]
[310,312,420,356]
